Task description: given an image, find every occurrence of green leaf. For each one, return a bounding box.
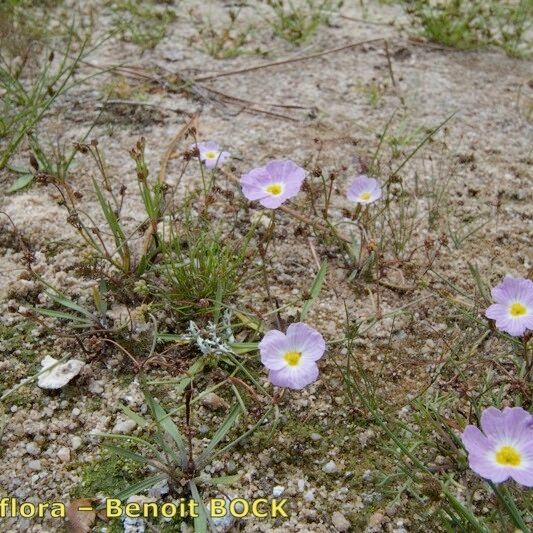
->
[144,388,187,462]
[0,404,6,439]
[7,174,33,193]
[490,482,528,531]
[198,474,240,486]
[118,403,148,427]
[197,404,240,467]
[156,333,190,344]
[188,481,209,533]
[34,307,92,324]
[228,342,258,354]
[46,290,95,319]
[103,444,149,466]
[301,259,327,320]
[234,311,263,332]
[115,474,167,502]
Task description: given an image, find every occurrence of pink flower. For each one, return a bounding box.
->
[346,175,381,204]
[485,276,533,336]
[259,323,325,389]
[462,407,533,486]
[240,160,305,209]
[192,141,230,169]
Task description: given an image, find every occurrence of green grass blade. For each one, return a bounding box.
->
[115,474,167,502]
[300,259,327,320]
[197,404,240,467]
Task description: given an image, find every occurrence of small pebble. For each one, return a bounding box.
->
[113,419,137,435]
[28,460,41,471]
[25,442,39,456]
[272,486,285,497]
[322,460,338,474]
[202,393,229,412]
[57,447,70,462]
[332,511,351,532]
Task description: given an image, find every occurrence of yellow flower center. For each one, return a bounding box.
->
[205,151,218,159]
[284,351,302,366]
[509,302,527,317]
[266,183,283,196]
[495,445,521,467]
[359,191,371,201]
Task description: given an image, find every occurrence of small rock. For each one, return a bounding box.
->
[71,436,82,450]
[201,393,229,412]
[369,511,386,527]
[207,496,235,532]
[25,442,40,456]
[272,486,285,497]
[28,460,41,471]
[57,447,70,462]
[226,460,237,473]
[332,511,351,532]
[310,433,321,441]
[362,469,372,482]
[37,356,85,389]
[148,479,169,499]
[304,490,315,502]
[88,379,104,394]
[322,460,338,474]
[113,419,137,435]
[122,515,145,533]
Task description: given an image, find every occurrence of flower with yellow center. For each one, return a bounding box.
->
[259,322,326,390]
[240,159,306,209]
[462,406,533,487]
[284,351,302,366]
[192,141,230,169]
[347,175,382,205]
[266,183,283,196]
[508,302,527,317]
[495,445,521,467]
[485,276,533,337]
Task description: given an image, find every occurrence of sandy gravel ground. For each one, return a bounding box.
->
[0,1,532,532]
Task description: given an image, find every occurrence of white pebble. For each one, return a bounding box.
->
[25,442,40,456]
[57,447,70,462]
[322,460,338,474]
[332,511,351,532]
[304,490,315,502]
[113,419,137,435]
[28,460,41,471]
[272,486,285,497]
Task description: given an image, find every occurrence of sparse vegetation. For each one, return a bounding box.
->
[0,1,531,532]
[403,0,533,57]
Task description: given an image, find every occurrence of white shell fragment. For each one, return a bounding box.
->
[37,356,85,389]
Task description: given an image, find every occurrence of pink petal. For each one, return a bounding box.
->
[510,466,533,487]
[462,426,492,454]
[259,330,288,371]
[268,362,319,390]
[285,323,325,362]
[481,407,531,443]
[468,454,510,483]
